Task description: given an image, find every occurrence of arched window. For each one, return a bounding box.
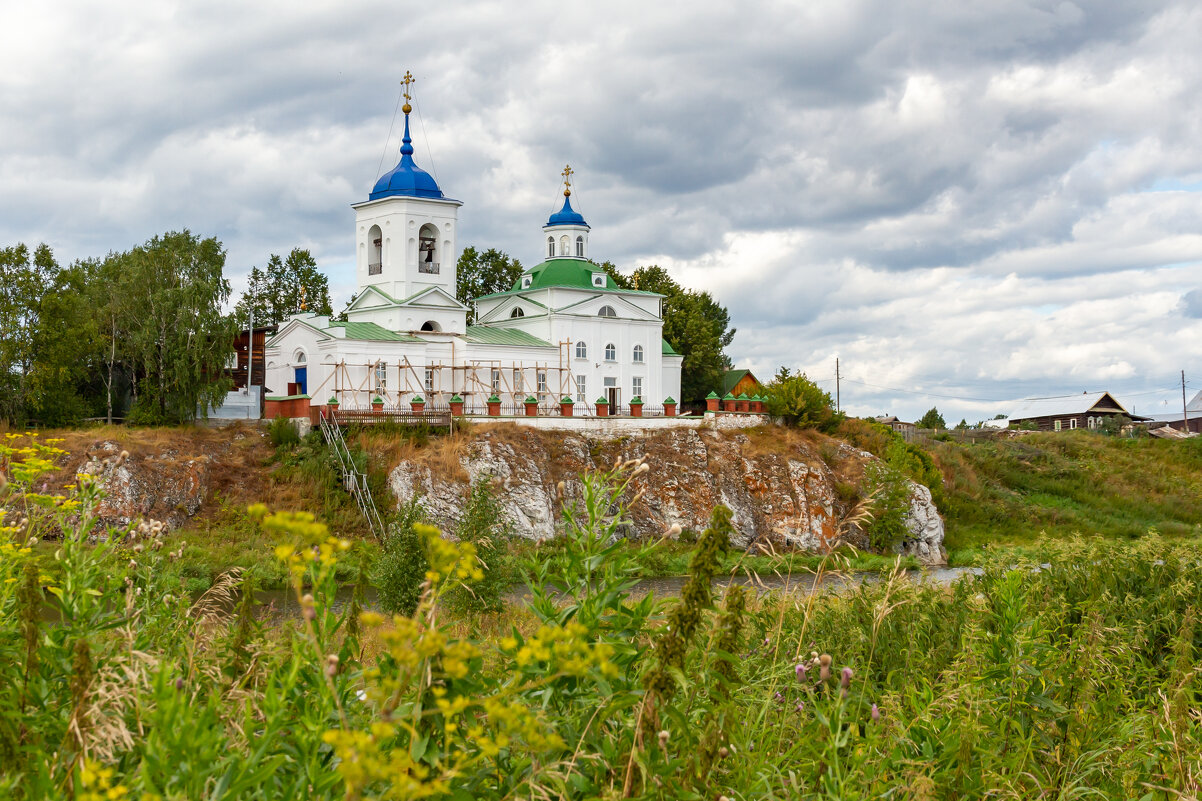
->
[598,305,617,318]
[294,351,307,364]
[560,235,569,256]
[547,237,554,258]
[575,341,587,359]
[510,307,525,318]
[604,343,616,361]
[632,344,643,363]
[418,224,439,273]
[368,225,383,275]
[575,236,584,257]
[420,320,442,332]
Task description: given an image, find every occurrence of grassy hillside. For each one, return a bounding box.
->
[923,431,1202,551]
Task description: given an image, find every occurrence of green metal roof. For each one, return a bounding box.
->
[476,259,664,300]
[327,321,421,342]
[661,338,679,356]
[464,326,554,348]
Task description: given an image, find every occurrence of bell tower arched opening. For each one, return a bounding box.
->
[418,224,439,274]
[368,225,383,276]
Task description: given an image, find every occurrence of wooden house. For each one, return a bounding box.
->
[1007,392,1148,432]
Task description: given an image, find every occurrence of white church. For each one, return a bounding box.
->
[262,86,682,416]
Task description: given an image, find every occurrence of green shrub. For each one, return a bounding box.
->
[762,367,843,431]
[267,414,300,448]
[371,497,429,615]
[446,477,511,616]
[862,460,912,551]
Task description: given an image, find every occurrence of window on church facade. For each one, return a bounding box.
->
[513,368,523,393]
[632,344,643,363]
[424,368,435,393]
[604,343,616,362]
[576,236,584,257]
[491,369,500,393]
[632,376,642,400]
[598,305,616,318]
[374,361,387,393]
[576,375,586,404]
[560,235,569,255]
[510,307,524,318]
[575,341,587,359]
[537,371,547,395]
[547,237,554,258]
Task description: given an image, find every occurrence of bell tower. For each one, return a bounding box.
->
[351,71,462,302]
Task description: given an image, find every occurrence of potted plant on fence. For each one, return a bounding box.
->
[449,395,465,416]
[595,396,610,418]
[560,396,575,417]
[524,396,539,417]
[486,395,502,416]
[410,395,425,413]
[663,396,677,417]
[629,396,644,417]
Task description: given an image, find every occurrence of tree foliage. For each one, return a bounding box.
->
[600,263,735,403]
[762,367,843,432]
[917,407,947,430]
[236,248,331,326]
[456,247,523,323]
[0,232,235,426]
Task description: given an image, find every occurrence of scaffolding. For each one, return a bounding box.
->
[312,339,591,413]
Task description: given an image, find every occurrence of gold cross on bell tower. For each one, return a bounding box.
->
[401,70,415,114]
[561,164,573,197]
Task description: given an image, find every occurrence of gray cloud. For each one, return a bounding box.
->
[2,0,1202,422]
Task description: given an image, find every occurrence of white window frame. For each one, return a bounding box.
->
[576,236,585,257]
[374,361,387,393]
[632,344,644,363]
[513,368,523,393]
[547,238,554,258]
[537,370,547,395]
[604,343,616,362]
[598,305,617,318]
[632,376,643,399]
[575,341,587,359]
[510,307,525,318]
[424,367,435,394]
[491,369,501,393]
[1054,419,1062,431]
[576,375,587,404]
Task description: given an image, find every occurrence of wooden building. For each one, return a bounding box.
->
[229,325,277,391]
[1007,392,1148,432]
[873,415,916,434]
[721,369,762,399]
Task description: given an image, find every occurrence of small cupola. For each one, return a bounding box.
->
[542,164,590,260]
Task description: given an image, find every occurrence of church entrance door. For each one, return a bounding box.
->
[294,367,307,396]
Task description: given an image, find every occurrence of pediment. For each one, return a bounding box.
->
[345,285,398,311]
[556,293,658,321]
[265,316,332,347]
[477,294,548,324]
[403,286,469,310]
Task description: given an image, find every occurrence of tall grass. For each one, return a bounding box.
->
[3,434,1200,799]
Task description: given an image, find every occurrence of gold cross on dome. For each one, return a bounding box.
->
[561,164,573,196]
[401,71,415,103]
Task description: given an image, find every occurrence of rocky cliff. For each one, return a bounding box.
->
[390,425,947,564]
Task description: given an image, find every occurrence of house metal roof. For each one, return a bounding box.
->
[662,338,679,356]
[1008,392,1131,421]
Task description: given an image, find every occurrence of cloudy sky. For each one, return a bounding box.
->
[4,1,1201,422]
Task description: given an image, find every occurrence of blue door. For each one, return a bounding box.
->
[294,367,307,395]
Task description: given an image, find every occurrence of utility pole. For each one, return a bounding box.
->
[836,357,841,413]
[1183,370,1189,434]
[247,307,255,391]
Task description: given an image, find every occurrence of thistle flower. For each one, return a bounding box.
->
[841,666,853,689]
[871,704,881,722]
[666,523,682,539]
[175,677,185,691]
[795,702,805,713]
[301,593,316,621]
[819,653,832,683]
[718,746,729,759]
[795,662,807,682]
[658,729,670,747]
[325,654,340,677]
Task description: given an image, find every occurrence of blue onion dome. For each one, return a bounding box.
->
[369,111,443,200]
[546,194,589,227]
